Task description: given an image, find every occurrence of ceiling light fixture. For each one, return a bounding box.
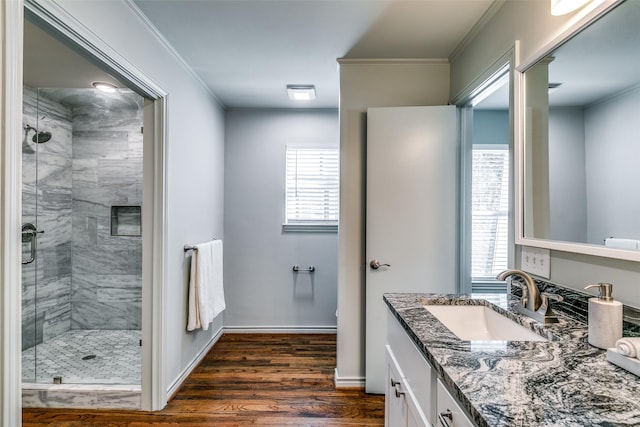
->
[550,0,592,16]
[287,85,316,101]
[92,81,118,93]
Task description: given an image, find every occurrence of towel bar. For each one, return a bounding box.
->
[293,265,315,272]
[184,238,218,253]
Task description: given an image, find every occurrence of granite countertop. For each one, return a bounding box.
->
[384,292,640,427]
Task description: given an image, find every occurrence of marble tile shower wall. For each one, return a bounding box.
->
[22,87,73,351]
[70,92,143,330]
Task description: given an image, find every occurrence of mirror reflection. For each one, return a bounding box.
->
[523,0,640,251]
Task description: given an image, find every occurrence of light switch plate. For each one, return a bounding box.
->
[521,246,551,279]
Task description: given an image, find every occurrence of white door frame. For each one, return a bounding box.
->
[1,1,27,425]
[1,1,168,422]
[450,48,516,293]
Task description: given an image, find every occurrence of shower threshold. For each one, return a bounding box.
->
[22,383,141,409]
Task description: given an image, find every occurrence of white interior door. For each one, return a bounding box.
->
[366,106,458,393]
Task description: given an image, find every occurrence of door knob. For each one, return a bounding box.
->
[370,259,390,270]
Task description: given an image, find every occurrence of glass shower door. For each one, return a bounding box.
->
[21,87,42,383]
[21,87,73,384]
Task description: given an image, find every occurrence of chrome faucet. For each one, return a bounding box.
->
[497,269,563,324]
[497,269,542,311]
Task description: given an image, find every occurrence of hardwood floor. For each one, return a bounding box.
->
[22,334,385,426]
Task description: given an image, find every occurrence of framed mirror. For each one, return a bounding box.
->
[517,0,640,261]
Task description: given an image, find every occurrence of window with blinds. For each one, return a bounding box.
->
[285,147,339,231]
[471,146,509,279]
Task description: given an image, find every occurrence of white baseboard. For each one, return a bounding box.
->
[334,368,365,389]
[223,325,337,334]
[166,326,223,399]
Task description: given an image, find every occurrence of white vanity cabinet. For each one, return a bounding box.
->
[386,310,434,426]
[386,309,475,427]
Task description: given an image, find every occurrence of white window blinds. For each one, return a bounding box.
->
[285,147,339,226]
[471,146,509,279]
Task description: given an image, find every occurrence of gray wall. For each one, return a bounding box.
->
[22,87,73,351]
[473,110,509,146]
[69,89,143,330]
[548,96,640,246]
[585,88,640,244]
[549,108,587,243]
[224,109,338,329]
[451,1,640,308]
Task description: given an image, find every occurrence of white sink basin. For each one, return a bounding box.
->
[423,305,547,342]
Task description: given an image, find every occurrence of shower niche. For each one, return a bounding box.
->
[21,86,144,392]
[111,205,142,236]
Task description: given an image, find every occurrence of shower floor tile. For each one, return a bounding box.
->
[22,329,141,385]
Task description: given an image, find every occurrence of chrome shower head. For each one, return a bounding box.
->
[24,124,51,144]
[33,131,52,143]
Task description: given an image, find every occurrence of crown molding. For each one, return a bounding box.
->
[122,0,225,109]
[449,0,507,64]
[337,58,448,66]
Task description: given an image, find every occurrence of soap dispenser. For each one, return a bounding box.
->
[584,283,622,349]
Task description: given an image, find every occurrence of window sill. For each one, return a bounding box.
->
[282,224,338,233]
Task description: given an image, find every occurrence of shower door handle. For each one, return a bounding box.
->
[21,223,43,265]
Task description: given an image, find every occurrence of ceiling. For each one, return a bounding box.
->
[24,1,638,112]
[132,0,495,108]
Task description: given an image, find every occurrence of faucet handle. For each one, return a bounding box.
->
[509,279,527,293]
[539,292,563,314]
[509,279,529,306]
[541,292,563,303]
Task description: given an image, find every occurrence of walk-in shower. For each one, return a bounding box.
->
[21,86,144,408]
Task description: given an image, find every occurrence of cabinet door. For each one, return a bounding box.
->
[388,310,436,424]
[436,379,474,427]
[386,346,431,427]
[385,346,407,427]
[406,388,430,427]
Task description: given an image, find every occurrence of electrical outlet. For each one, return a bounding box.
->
[521,246,551,279]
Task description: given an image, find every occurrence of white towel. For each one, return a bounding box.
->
[187,240,225,331]
[187,249,201,331]
[616,337,640,359]
[604,238,640,251]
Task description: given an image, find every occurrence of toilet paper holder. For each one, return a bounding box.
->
[292,265,315,273]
